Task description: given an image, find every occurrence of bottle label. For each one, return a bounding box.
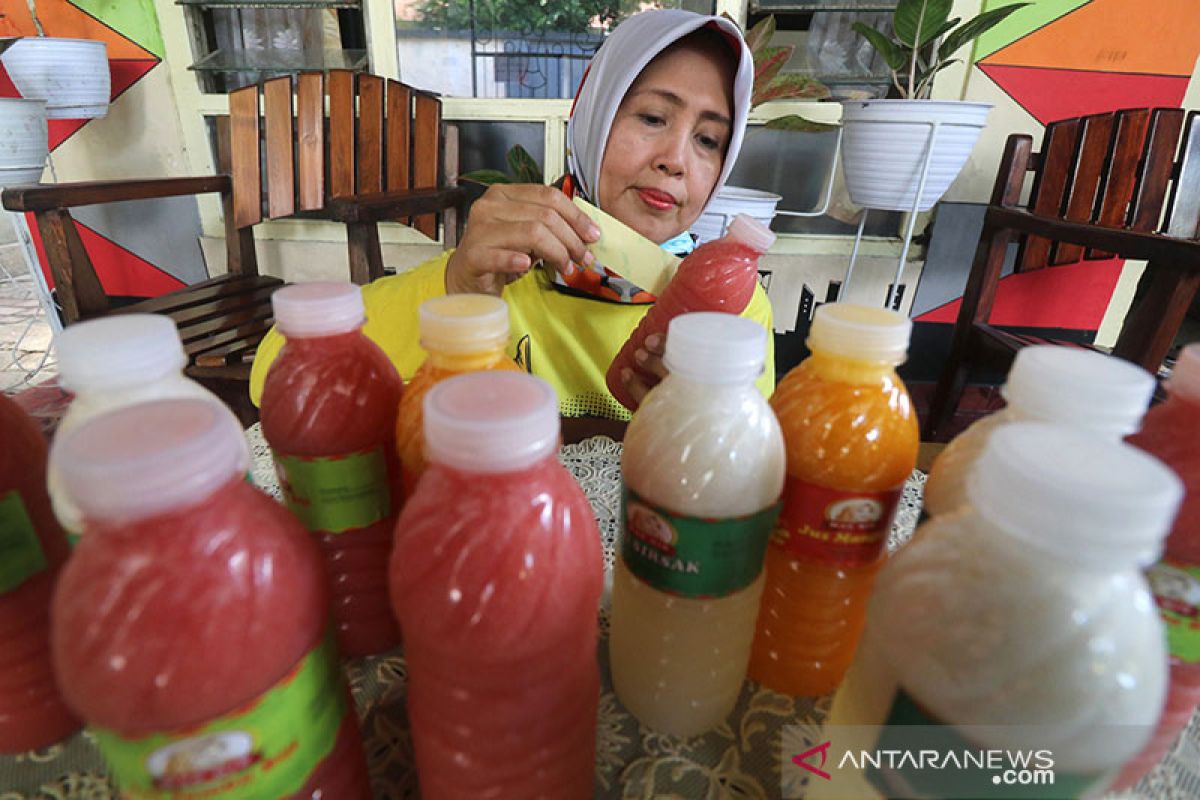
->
[273,445,393,534]
[92,634,345,799]
[0,490,48,593]
[620,486,781,599]
[1148,559,1200,664]
[857,688,1101,798]
[771,477,903,566]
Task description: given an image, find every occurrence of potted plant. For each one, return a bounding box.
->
[837,0,1027,212]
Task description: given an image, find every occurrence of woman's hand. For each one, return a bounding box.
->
[445,184,602,296]
[619,333,667,411]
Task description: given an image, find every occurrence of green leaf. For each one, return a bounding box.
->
[506,145,543,184]
[894,0,954,48]
[925,15,960,51]
[763,115,841,133]
[459,169,512,186]
[939,3,1030,61]
[756,74,832,104]
[852,22,908,71]
[745,14,775,56]
[752,46,793,105]
[912,58,958,99]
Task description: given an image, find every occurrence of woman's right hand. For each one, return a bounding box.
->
[445,184,602,296]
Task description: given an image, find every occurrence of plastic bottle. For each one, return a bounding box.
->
[395,293,520,499]
[48,314,250,543]
[50,399,371,798]
[609,312,785,736]
[813,423,1180,799]
[261,282,403,658]
[1112,343,1200,791]
[0,394,80,753]
[748,303,918,697]
[390,372,603,798]
[924,345,1154,517]
[605,213,776,411]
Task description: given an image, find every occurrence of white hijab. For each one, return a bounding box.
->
[565,10,753,213]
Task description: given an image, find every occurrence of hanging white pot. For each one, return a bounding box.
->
[0,98,48,186]
[840,99,991,212]
[694,185,782,244]
[0,37,110,119]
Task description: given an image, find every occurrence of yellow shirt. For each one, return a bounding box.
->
[249,251,775,420]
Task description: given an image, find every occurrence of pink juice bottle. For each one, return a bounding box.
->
[50,398,370,798]
[390,372,603,799]
[605,214,775,411]
[262,282,404,658]
[1114,343,1200,791]
[0,393,80,753]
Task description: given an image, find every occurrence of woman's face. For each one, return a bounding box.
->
[597,40,735,244]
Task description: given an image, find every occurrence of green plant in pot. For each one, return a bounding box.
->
[837,0,1029,213]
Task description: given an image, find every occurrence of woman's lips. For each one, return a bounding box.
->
[637,188,676,211]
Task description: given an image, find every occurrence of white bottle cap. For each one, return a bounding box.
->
[271,282,365,337]
[663,312,766,384]
[418,294,510,354]
[968,422,1182,567]
[807,302,912,364]
[725,214,777,254]
[54,315,186,392]
[53,398,248,523]
[1002,346,1154,437]
[423,372,559,473]
[1168,343,1200,402]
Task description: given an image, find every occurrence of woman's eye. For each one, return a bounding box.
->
[638,113,664,126]
[697,135,721,151]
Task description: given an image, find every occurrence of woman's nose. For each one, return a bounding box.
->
[653,131,688,176]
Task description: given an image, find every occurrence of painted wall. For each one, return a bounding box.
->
[0,0,204,302]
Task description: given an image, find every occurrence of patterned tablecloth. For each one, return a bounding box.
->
[3,429,1197,799]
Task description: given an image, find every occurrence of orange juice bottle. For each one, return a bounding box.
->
[395,294,520,498]
[748,303,917,697]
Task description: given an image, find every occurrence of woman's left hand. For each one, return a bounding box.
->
[619,333,667,411]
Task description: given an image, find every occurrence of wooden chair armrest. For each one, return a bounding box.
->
[2,176,230,212]
[987,206,1200,264]
[326,186,467,223]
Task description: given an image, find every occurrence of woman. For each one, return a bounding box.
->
[249,9,774,420]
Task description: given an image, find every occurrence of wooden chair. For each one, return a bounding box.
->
[924,107,1200,441]
[2,70,465,424]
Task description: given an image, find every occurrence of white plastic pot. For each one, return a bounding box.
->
[840,99,991,212]
[0,37,110,119]
[693,185,782,244]
[0,98,48,186]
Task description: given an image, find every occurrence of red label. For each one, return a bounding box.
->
[771,477,903,566]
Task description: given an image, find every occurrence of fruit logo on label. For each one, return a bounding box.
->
[273,461,310,511]
[1150,563,1200,619]
[147,732,259,790]
[626,500,677,555]
[825,498,885,532]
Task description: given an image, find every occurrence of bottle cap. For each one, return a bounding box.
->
[271,282,365,337]
[423,372,559,473]
[418,294,510,354]
[807,302,912,364]
[663,312,766,384]
[1168,343,1200,402]
[55,315,186,391]
[1002,346,1154,436]
[968,422,1182,567]
[53,398,248,523]
[725,214,776,254]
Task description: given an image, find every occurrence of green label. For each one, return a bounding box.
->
[0,490,48,593]
[274,446,392,534]
[93,634,345,799]
[620,486,781,599]
[1148,559,1200,664]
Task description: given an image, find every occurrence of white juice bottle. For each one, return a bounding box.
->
[610,311,785,737]
[923,345,1153,517]
[48,314,250,542]
[813,422,1180,799]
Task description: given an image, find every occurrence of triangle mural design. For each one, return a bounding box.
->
[978,64,1189,126]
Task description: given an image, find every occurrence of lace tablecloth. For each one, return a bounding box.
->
[3,430,1197,799]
